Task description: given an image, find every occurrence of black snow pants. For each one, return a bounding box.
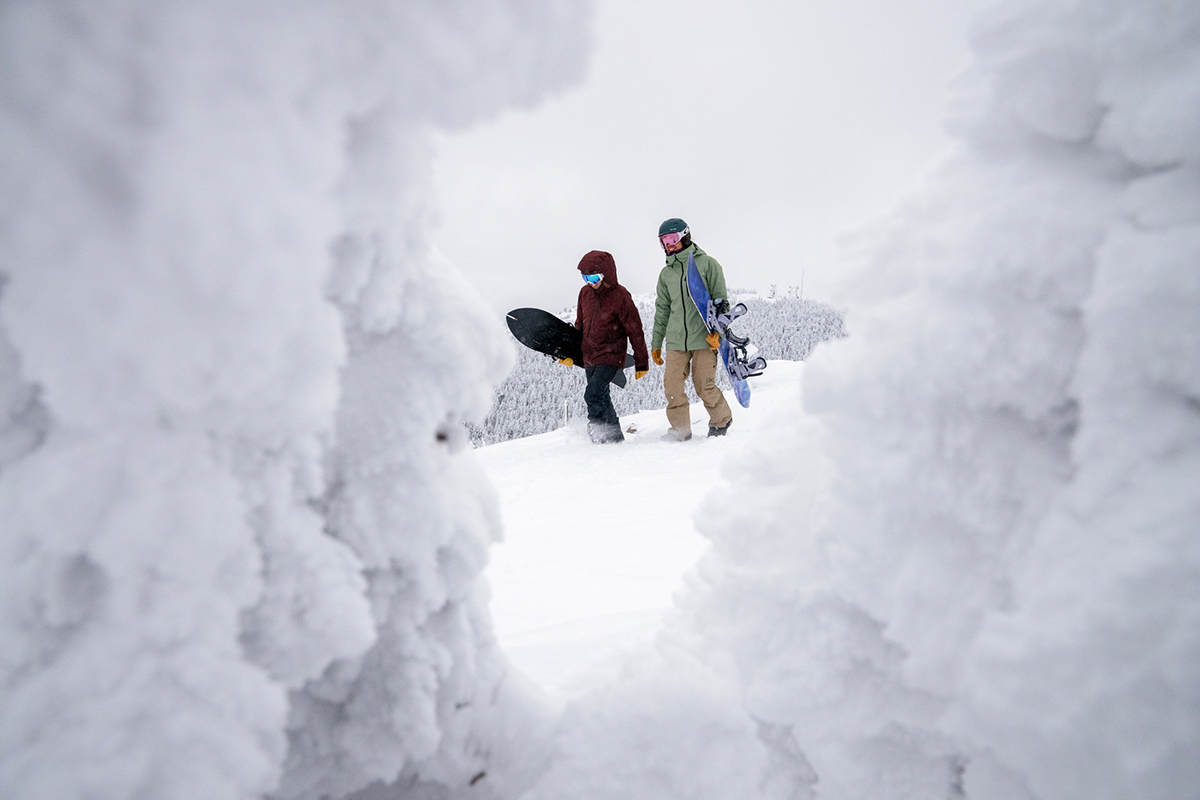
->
[584,364,624,443]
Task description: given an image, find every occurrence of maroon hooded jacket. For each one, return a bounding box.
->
[574,250,650,372]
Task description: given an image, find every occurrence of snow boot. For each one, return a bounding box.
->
[660,428,692,442]
[707,419,732,437]
[588,421,624,444]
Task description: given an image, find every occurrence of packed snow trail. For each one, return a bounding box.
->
[480,360,805,702]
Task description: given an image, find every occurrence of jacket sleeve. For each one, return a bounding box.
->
[619,292,650,371]
[574,285,587,329]
[651,270,670,350]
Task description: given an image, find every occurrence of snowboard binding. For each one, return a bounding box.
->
[706,298,749,336]
[723,328,767,380]
[705,300,767,381]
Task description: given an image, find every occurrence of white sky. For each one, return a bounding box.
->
[431,0,975,317]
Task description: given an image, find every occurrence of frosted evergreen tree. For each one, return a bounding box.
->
[0,3,587,798]
[470,293,845,446]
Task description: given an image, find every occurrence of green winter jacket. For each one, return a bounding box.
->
[651,243,729,352]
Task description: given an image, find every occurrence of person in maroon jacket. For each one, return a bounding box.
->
[569,250,650,443]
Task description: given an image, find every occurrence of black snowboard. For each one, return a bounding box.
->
[506,307,635,388]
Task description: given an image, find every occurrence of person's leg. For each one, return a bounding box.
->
[691,349,732,431]
[584,364,624,443]
[663,349,693,437]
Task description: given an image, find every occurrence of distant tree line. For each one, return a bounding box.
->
[466,290,846,446]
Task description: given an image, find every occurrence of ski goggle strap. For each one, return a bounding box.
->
[582,272,603,284]
[659,229,688,248]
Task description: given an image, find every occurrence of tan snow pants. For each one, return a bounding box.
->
[663,348,732,436]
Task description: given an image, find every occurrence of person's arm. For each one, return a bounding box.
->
[558,286,588,365]
[574,285,587,329]
[620,292,650,372]
[651,271,670,351]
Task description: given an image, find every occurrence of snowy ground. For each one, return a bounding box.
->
[480,360,805,703]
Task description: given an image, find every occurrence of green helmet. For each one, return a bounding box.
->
[658,218,689,236]
[657,218,691,251]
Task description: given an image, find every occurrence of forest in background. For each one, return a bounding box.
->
[470,289,846,446]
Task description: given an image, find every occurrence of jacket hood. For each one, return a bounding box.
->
[578,250,619,288]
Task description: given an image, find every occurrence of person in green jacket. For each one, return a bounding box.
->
[650,218,733,441]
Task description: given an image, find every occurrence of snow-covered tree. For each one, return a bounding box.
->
[0,3,587,799]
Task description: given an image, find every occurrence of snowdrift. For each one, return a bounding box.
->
[524,1,1200,799]
[0,2,588,799]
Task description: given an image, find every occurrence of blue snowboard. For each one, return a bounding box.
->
[685,253,752,408]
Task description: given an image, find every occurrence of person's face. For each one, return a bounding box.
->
[583,272,604,289]
[660,232,685,254]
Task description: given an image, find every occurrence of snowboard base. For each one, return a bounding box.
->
[506,307,635,388]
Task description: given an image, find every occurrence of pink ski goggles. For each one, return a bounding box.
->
[659,231,686,248]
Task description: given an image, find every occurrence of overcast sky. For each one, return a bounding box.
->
[431,0,975,317]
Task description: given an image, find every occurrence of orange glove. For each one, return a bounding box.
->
[635,370,648,380]
[706,331,720,350]
[651,349,663,366]
[558,357,573,366]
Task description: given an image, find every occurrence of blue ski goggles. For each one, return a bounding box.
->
[582,272,603,285]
